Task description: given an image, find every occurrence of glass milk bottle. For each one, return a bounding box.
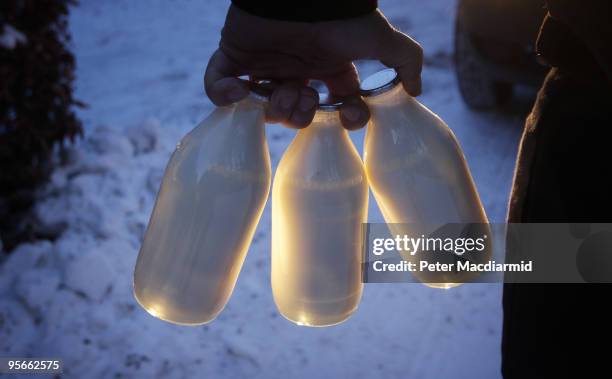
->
[272,103,368,327]
[133,94,271,325]
[362,69,490,288]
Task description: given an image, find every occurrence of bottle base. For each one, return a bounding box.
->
[133,287,220,326]
[273,291,362,327]
[424,282,463,289]
[277,308,358,328]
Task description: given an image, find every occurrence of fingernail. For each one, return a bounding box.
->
[228,86,246,102]
[298,96,317,112]
[343,107,361,122]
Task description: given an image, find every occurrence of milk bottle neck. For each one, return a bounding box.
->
[230,97,266,139]
[301,110,351,151]
[366,83,414,108]
[288,109,363,189]
[310,110,344,130]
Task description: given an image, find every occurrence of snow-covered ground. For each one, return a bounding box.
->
[0,0,528,378]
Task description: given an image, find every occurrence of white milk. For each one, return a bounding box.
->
[272,109,368,327]
[134,97,271,325]
[362,70,491,288]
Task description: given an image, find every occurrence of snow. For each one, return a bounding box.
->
[0,0,527,378]
[0,24,27,50]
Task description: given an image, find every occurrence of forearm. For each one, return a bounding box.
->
[230,0,377,22]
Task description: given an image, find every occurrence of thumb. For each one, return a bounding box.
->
[322,63,360,98]
[377,30,423,96]
[322,64,370,130]
[204,49,250,106]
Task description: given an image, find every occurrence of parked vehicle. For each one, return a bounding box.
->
[454,0,548,109]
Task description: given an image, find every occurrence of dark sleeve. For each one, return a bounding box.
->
[231,0,377,22]
[538,0,612,82]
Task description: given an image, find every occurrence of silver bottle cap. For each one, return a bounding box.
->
[249,80,274,102]
[317,92,342,112]
[249,80,341,111]
[360,69,401,97]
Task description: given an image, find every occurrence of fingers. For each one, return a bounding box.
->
[339,96,370,130]
[323,64,369,130]
[267,82,300,123]
[323,64,360,98]
[205,49,319,129]
[267,83,319,128]
[204,49,249,106]
[318,10,423,97]
[290,87,319,128]
[379,30,423,96]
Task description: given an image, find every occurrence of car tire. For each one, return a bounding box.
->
[454,18,513,110]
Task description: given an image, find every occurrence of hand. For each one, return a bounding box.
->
[204,5,423,130]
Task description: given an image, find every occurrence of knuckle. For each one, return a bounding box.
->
[288,119,309,129]
[289,111,313,128]
[301,86,319,98]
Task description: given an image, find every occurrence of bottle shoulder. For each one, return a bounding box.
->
[276,128,366,191]
[167,107,271,181]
